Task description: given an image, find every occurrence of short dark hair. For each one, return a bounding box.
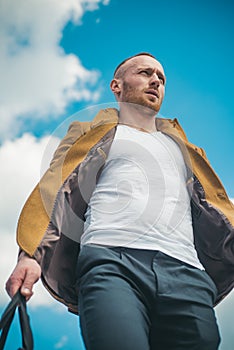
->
[113,52,156,78]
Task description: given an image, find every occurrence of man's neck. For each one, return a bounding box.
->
[118,104,157,133]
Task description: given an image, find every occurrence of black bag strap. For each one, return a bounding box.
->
[0,291,33,350]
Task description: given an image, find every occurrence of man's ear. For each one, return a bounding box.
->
[110,78,122,97]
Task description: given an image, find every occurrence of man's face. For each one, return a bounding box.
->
[113,55,166,113]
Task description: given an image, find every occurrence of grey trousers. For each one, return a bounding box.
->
[76,245,220,350]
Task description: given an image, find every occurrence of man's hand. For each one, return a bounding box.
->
[5,253,41,301]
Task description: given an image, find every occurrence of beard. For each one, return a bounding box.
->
[121,81,162,114]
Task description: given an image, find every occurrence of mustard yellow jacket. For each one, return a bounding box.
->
[17,108,234,314]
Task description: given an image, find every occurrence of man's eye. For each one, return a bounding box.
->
[140,70,149,75]
[158,75,165,84]
[159,77,165,84]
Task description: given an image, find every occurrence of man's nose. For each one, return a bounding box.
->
[149,73,160,86]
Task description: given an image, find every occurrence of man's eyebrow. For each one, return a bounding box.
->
[136,66,166,80]
[136,66,153,71]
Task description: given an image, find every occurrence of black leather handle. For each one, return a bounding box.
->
[0,291,33,350]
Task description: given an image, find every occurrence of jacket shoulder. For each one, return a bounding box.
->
[50,121,92,167]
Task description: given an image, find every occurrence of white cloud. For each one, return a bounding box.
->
[54,335,68,349]
[0,133,61,307]
[0,133,60,232]
[0,0,109,140]
[216,291,234,350]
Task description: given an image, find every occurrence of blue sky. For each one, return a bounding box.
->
[0,0,234,349]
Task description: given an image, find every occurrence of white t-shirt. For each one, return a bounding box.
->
[82,125,203,269]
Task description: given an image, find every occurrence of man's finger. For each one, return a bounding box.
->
[20,286,34,301]
[20,268,40,300]
[5,274,23,298]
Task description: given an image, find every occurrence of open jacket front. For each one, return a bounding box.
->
[17,108,234,314]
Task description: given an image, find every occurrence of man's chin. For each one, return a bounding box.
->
[120,99,161,115]
[135,101,160,114]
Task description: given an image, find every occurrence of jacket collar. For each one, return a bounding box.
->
[91,108,186,141]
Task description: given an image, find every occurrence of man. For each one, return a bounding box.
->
[6,53,234,349]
